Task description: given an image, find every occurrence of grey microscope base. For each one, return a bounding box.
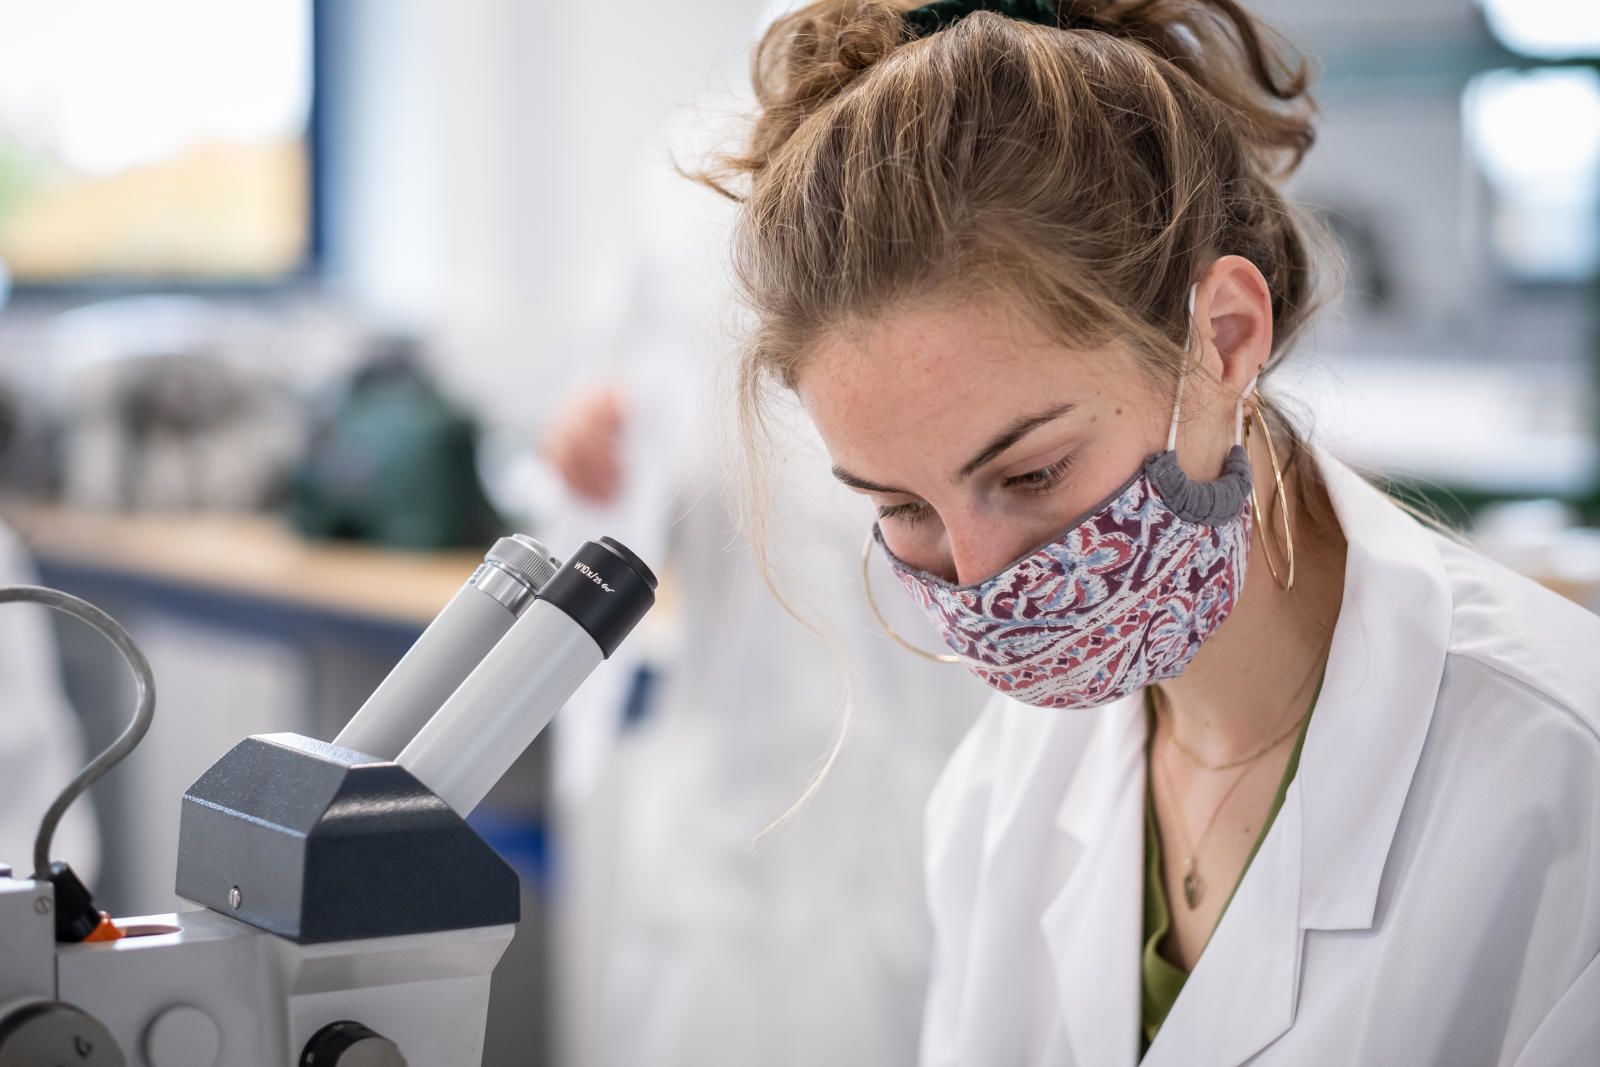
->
[1,872,513,1066]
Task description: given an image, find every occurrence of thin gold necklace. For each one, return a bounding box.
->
[1150,662,1323,909]
[1151,653,1323,772]
[1153,738,1258,910]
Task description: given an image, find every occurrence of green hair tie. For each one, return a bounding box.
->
[903,0,1086,37]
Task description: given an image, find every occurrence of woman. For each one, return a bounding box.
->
[701,1,1600,1064]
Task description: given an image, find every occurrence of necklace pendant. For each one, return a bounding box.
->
[1182,861,1205,910]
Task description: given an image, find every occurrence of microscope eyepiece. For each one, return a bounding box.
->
[332,534,561,761]
[396,536,657,815]
[596,536,657,588]
[536,538,657,658]
[478,534,561,602]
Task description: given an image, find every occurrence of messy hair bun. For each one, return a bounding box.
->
[729,0,1314,192]
[706,0,1334,383]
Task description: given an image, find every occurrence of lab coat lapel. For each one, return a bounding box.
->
[1145,446,1455,1065]
[1295,452,1453,933]
[1040,694,1147,1067]
[1138,784,1306,1066]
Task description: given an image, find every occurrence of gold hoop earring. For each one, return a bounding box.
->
[1246,405,1295,590]
[860,533,960,665]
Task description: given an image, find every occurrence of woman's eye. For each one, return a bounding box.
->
[877,500,932,525]
[1003,456,1073,494]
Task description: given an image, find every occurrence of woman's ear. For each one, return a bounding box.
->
[1196,255,1274,397]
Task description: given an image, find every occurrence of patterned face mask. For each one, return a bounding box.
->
[873,288,1256,709]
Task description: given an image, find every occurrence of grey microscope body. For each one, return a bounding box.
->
[0,535,657,1066]
[1,735,517,1066]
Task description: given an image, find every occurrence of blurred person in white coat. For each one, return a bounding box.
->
[692,1,1600,1065]
[538,110,988,1067]
[0,522,100,882]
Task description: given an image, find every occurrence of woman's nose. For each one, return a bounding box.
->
[943,517,1037,587]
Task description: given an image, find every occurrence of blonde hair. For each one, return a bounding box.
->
[696,0,1345,831]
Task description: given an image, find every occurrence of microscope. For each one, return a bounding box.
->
[0,533,657,1066]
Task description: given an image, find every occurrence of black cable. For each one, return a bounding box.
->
[0,585,155,879]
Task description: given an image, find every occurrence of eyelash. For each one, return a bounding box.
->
[877,501,931,524]
[876,455,1074,524]
[1003,455,1074,495]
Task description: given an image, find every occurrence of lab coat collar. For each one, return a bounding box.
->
[1040,444,1455,1066]
[1040,690,1148,1066]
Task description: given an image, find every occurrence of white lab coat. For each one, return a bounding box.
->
[920,444,1600,1066]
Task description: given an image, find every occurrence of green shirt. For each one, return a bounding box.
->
[1138,681,1319,1057]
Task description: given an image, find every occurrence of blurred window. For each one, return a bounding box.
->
[1463,67,1600,284]
[1479,0,1600,61]
[0,0,314,285]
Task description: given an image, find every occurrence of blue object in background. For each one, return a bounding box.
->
[468,807,550,893]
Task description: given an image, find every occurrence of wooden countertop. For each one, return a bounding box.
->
[0,498,484,627]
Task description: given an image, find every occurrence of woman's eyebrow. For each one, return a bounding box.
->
[831,466,910,495]
[955,402,1077,481]
[829,402,1077,496]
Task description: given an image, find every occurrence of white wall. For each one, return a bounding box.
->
[323,0,762,433]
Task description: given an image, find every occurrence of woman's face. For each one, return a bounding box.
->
[797,296,1233,586]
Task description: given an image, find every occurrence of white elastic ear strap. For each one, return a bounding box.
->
[1165,284,1198,452]
[1234,373,1258,447]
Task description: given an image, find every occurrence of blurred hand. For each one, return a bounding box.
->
[540,383,628,505]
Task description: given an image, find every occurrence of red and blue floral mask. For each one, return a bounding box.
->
[873,288,1256,709]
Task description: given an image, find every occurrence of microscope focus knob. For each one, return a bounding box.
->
[144,1004,221,1067]
[0,998,125,1066]
[299,1020,407,1066]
